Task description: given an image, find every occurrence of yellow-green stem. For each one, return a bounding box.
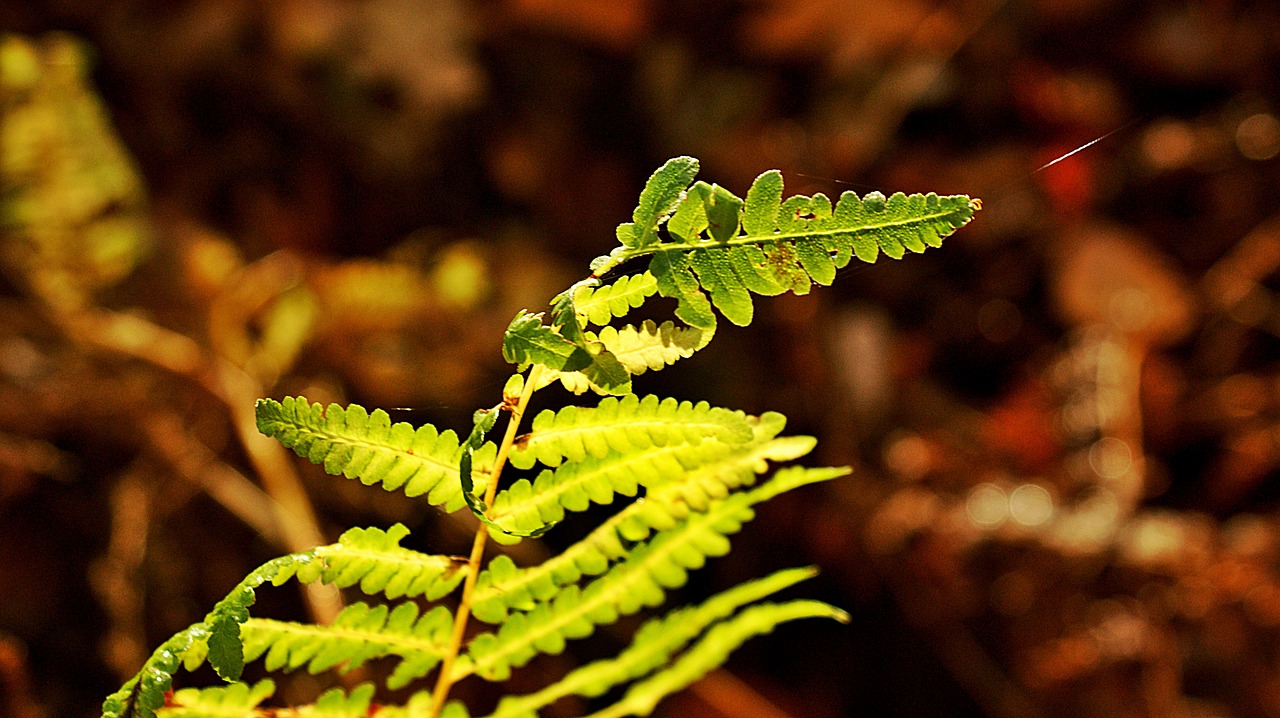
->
[429,365,543,717]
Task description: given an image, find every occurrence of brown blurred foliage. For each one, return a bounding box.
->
[1,1,1279,716]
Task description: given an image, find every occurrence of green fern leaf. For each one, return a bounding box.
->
[298,684,378,718]
[505,310,633,395]
[206,612,246,682]
[159,679,276,717]
[159,680,378,716]
[104,525,464,718]
[255,397,493,512]
[592,320,711,375]
[540,316,707,395]
[622,156,700,249]
[592,166,978,328]
[484,567,818,717]
[508,394,753,470]
[587,599,849,718]
[304,524,468,601]
[500,311,592,372]
[650,248,717,330]
[489,430,749,537]
[102,553,315,718]
[241,602,452,689]
[573,272,658,326]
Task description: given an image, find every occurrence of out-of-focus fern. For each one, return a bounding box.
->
[0,33,151,309]
[103,157,977,718]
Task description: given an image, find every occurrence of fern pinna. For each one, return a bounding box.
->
[103,157,978,718]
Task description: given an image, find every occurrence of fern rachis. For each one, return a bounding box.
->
[102,156,977,718]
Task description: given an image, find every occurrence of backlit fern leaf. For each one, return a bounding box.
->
[509,394,752,470]
[159,679,276,717]
[573,272,658,326]
[489,432,744,537]
[241,601,452,689]
[255,396,494,512]
[302,524,468,601]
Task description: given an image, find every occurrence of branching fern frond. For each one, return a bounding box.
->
[255,397,495,512]
[106,155,977,718]
[588,156,978,332]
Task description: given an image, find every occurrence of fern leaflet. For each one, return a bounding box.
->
[160,679,276,717]
[255,397,494,512]
[242,602,453,689]
[509,394,752,470]
[573,272,658,326]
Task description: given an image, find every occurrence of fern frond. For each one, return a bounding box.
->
[573,272,659,326]
[488,430,749,538]
[159,679,276,717]
[472,420,822,621]
[305,524,468,601]
[509,394,752,470]
[587,599,849,718]
[255,397,494,512]
[241,602,452,689]
[590,165,978,329]
[288,684,378,718]
[458,466,846,681]
[484,567,818,718]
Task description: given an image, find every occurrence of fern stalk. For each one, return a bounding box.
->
[429,365,544,716]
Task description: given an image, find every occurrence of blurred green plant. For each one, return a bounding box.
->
[101,156,978,717]
[0,32,151,310]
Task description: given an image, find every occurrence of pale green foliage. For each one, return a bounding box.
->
[508,394,753,470]
[104,157,976,718]
[256,397,495,512]
[242,601,453,689]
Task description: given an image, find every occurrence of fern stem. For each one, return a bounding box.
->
[430,365,544,716]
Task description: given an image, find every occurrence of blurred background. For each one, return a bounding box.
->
[2,0,1279,716]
